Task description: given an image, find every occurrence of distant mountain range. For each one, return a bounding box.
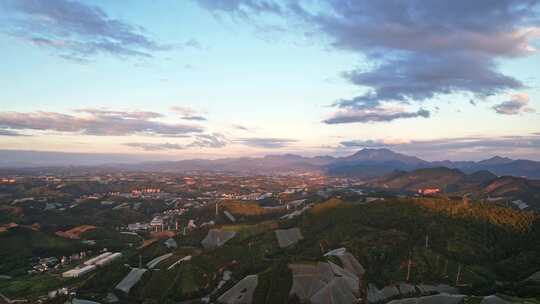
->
[325,149,540,179]
[129,148,540,179]
[1,148,540,180]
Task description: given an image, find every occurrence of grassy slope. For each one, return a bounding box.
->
[0,226,88,275]
[76,197,540,302]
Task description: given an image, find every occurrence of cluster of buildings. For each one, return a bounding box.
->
[511,199,529,210]
[130,188,165,198]
[29,251,89,274]
[30,257,60,273]
[235,192,273,201]
[127,222,150,232]
[0,177,16,184]
[127,209,186,233]
[417,188,441,195]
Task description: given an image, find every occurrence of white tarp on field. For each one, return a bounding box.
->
[480,295,511,304]
[310,277,358,304]
[527,270,540,283]
[217,274,258,304]
[328,262,359,293]
[280,204,312,220]
[324,248,365,278]
[415,284,458,295]
[416,284,437,295]
[397,283,417,296]
[289,261,361,304]
[223,210,236,223]
[387,294,466,304]
[433,284,459,294]
[201,229,236,249]
[289,262,334,301]
[368,284,400,303]
[167,255,192,270]
[71,299,101,304]
[146,253,173,269]
[115,268,147,294]
[275,227,304,248]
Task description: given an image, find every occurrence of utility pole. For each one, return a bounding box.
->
[425,234,429,249]
[319,240,326,254]
[215,202,219,217]
[406,256,412,282]
[247,242,254,270]
[456,264,462,285]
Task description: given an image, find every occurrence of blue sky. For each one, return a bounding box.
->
[0,0,539,161]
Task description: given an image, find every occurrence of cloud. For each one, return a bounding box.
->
[341,138,411,148]
[340,134,540,160]
[195,0,540,122]
[1,0,170,60]
[324,107,430,124]
[124,142,186,151]
[341,135,540,150]
[125,133,228,151]
[232,124,250,131]
[196,0,282,16]
[0,109,203,136]
[188,133,228,148]
[170,106,207,121]
[0,129,29,137]
[75,108,164,120]
[235,137,298,148]
[338,53,522,108]
[181,115,207,121]
[493,93,535,115]
[180,38,203,50]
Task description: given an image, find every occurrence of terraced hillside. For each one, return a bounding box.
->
[68,196,540,303]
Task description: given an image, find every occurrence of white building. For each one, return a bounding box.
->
[150,216,164,231]
[62,265,96,278]
[95,252,122,267]
[83,252,112,266]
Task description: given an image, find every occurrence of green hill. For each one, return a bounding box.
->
[74,197,540,302]
[0,226,89,275]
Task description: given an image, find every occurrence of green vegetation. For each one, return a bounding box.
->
[222,200,276,216]
[253,262,293,304]
[4,194,540,302]
[0,226,88,275]
[80,227,141,251]
[0,273,64,298]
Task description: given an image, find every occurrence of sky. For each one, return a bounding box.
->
[0,0,539,161]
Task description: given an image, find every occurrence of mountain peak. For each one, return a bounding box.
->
[351,148,398,158]
[479,156,513,165]
[343,148,427,165]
